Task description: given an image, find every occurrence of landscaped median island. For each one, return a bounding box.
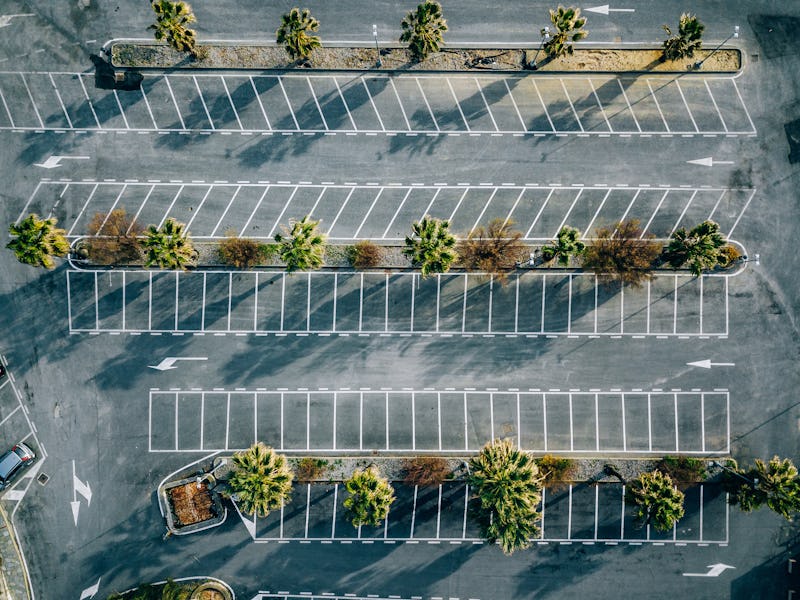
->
[107,576,233,600]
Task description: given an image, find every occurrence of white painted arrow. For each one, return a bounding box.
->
[71,460,92,526]
[34,155,91,169]
[79,577,101,600]
[0,14,36,28]
[687,359,736,369]
[148,357,209,371]
[682,563,735,577]
[687,157,735,167]
[585,4,635,15]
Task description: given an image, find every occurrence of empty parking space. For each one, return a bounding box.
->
[148,388,729,455]
[0,71,756,135]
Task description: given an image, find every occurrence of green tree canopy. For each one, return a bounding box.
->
[276,8,321,61]
[729,456,800,521]
[542,225,585,266]
[343,466,395,527]
[7,214,69,269]
[403,215,457,278]
[400,1,448,62]
[274,215,326,272]
[229,442,294,517]
[625,470,685,532]
[543,6,588,59]
[662,13,704,61]
[149,0,198,55]
[664,220,726,276]
[469,439,544,554]
[143,218,196,270]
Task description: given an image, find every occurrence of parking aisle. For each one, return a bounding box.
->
[148,388,730,456]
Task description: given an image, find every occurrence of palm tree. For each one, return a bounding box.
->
[625,470,685,532]
[458,219,526,284]
[403,216,457,278]
[343,466,395,528]
[228,442,293,517]
[400,1,448,62]
[276,8,321,61]
[543,6,588,59]
[729,456,800,521]
[149,0,198,56]
[7,214,69,269]
[468,439,544,555]
[542,225,585,266]
[142,218,196,270]
[274,215,326,273]
[664,220,726,276]
[583,219,662,287]
[662,13,704,61]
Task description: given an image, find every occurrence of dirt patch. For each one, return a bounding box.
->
[167,481,215,527]
[111,43,740,73]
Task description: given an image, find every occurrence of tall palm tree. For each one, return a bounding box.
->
[662,13,704,61]
[142,218,196,270]
[469,439,544,554]
[543,6,588,59]
[730,456,800,520]
[7,214,69,269]
[625,470,685,532]
[400,1,448,62]
[403,216,457,278]
[542,225,585,266]
[343,466,395,528]
[149,0,198,55]
[274,215,326,273]
[228,442,294,517]
[276,8,321,61]
[664,220,726,276]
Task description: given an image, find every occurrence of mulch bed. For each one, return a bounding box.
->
[167,481,215,527]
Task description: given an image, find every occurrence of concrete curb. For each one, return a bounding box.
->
[0,504,32,600]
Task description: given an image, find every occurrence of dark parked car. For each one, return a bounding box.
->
[0,443,35,490]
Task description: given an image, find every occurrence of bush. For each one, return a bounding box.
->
[656,456,707,488]
[295,458,329,482]
[583,219,662,287]
[218,235,268,268]
[348,240,383,269]
[717,244,741,267]
[536,455,577,487]
[87,208,143,265]
[402,457,452,486]
[458,218,526,284]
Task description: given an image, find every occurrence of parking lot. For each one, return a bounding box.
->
[68,269,731,337]
[148,388,729,455]
[23,181,756,243]
[0,71,756,135]
[236,481,728,545]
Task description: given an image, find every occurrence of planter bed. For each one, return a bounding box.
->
[110,42,741,73]
[160,476,226,536]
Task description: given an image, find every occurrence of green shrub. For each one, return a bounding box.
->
[656,455,707,486]
[535,455,577,487]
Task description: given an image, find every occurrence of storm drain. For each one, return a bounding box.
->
[36,473,49,486]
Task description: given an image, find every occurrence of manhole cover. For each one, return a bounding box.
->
[37,473,49,486]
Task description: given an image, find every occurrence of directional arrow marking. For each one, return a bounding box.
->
[148,357,209,371]
[687,359,736,369]
[687,157,735,167]
[683,563,735,577]
[79,577,101,600]
[0,14,36,28]
[34,155,91,169]
[71,460,92,526]
[585,4,635,15]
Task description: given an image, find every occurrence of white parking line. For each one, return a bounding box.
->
[140,85,158,129]
[388,78,411,131]
[192,75,215,129]
[675,80,699,132]
[249,76,271,130]
[221,76,243,130]
[19,73,44,129]
[279,77,300,130]
[333,78,357,130]
[210,185,242,237]
[560,78,584,132]
[362,78,385,131]
[415,77,440,131]
[164,76,186,130]
[474,78,499,131]
[0,84,15,128]
[307,77,328,130]
[646,79,670,132]
[48,73,73,129]
[112,89,130,129]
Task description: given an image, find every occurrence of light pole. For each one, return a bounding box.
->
[740,253,760,266]
[708,460,759,488]
[695,25,739,70]
[373,24,381,68]
[529,26,550,70]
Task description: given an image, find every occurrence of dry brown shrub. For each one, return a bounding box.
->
[717,244,742,267]
[402,457,452,487]
[536,455,577,491]
[219,235,267,268]
[583,219,662,287]
[295,458,329,482]
[348,240,383,269]
[86,208,143,265]
[458,218,527,284]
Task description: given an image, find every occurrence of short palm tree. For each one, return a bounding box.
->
[229,442,294,518]
[543,6,588,59]
[469,439,544,554]
[542,225,585,266]
[149,0,197,55]
[143,218,196,270]
[404,216,457,278]
[7,214,69,269]
[274,215,326,273]
[625,470,685,532]
[276,8,321,61]
[730,456,800,521]
[664,220,726,276]
[400,1,448,62]
[343,466,395,528]
[662,13,704,61]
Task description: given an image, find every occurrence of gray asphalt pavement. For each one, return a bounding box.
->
[1,2,800,600]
